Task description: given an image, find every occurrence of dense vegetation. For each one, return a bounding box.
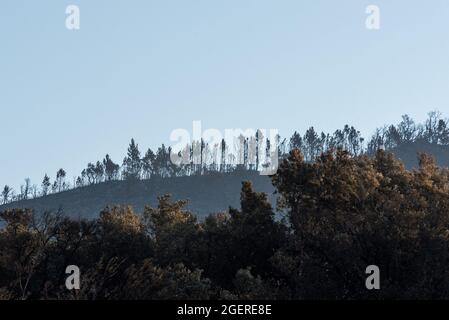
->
[2,111,449,205]
[2,148,449,300]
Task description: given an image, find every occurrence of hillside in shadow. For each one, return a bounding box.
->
[392,141,449,169]
[2,141,448,220]
[0,171,275,219]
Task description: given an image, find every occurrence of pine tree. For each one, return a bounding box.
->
[142,148,156,179]
[122,139,142,180]
[289,131,302,151]
[41,174,51,196]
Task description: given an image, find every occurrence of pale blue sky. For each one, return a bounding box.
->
[1,0,449,190]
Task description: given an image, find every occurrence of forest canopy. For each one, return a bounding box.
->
[2,149,449,300]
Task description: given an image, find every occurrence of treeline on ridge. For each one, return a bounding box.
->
[2,111,449,205]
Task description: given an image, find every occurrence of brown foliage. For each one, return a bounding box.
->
[2,150,449,299]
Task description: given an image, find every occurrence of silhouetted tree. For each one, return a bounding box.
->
[122,139,142,180]
[142,149,155,179]
[20,178,31,200]
[303,127,319,161]
[397,114,417,143]
[94,161,104,183]
[41,174,51,196]
[103,154,120,181]
[220,139,227,173]
[289,131,302,151]
[1,185,11,204]
[56,169,67,192]
[153,144,171,178]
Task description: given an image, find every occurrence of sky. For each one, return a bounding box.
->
[1,0,449,190]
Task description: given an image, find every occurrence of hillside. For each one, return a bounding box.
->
[0,171,275,219]
[2,141,449,220]
[392,141,449,169]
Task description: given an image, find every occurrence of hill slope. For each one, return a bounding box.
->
[2,142,448,220]
[0,171,275,219]
[392,142,449,169]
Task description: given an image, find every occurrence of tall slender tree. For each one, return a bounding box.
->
[103,154,120,181]
[56,169,67,192]
[142,148,156,179]
[122,139,142,180]
[1,185,11,204]
[41,174,51,196]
